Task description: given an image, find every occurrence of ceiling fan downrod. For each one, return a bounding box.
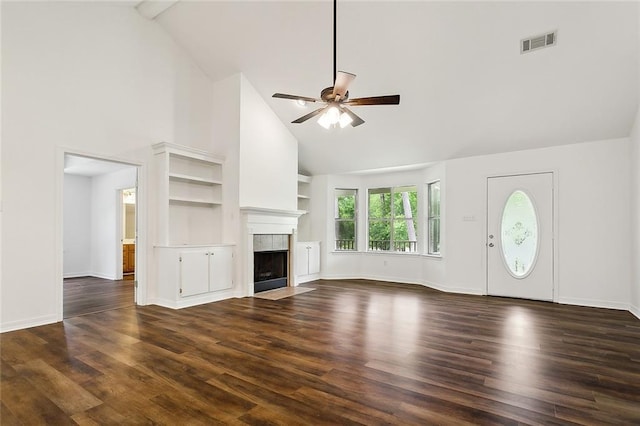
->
[333,0,337,85]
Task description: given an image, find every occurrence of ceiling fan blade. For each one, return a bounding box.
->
[292,106,327,124]
[332,71,356,100]
[340,106,365,127]
[273,93,320,103]
[343,95,400,106]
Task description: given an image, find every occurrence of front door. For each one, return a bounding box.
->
[487,173,554,301]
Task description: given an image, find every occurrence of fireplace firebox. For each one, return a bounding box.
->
[253,250,288,293]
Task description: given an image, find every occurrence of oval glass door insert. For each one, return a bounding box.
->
[501,190,539,278]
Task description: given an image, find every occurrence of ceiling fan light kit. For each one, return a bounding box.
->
[317,105,353,129]
[272,0,399,129]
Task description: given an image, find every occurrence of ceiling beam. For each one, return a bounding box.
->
[136,0,180,20]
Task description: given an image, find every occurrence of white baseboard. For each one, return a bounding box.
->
[0,314,59,334]
[321,274,423,286]
[320,275,485,296]
[63,271,93,278]
[630,304,640,320]
[91,272,118,280]
[148,289,235,310]
[557,297,629,311]
[423,280,484,296]
[297,273,320,285]
[361,274,424,286]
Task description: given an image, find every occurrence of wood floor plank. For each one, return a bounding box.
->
[13,358,103,415]
[2,279,639,424]
[64,276,134,318]
[0,375,77,425]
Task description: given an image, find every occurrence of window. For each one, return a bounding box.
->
[335,189,357,250]
[368,186,418,252]
[427,181,441,255]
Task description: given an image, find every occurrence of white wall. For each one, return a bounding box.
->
[91,168,137,280]
[446,139,631,308]
[1,2,214,332]
[63,174,92,277]
[630,7,640,320]
[212,74,241,246]
[320,139,632,310]
[238,75,298,212]
[631,107,640,319]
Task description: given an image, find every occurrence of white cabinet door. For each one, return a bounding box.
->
[296,243,310,275]
[308,242,320,275]
[180,251,210,297]
[210,246,233,291]
[296,242,320,276]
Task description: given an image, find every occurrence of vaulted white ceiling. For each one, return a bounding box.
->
[153,1,639,175]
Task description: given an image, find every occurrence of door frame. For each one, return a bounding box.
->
[485,170,559,302]
[117,186,137,281]
[56,147,148,322]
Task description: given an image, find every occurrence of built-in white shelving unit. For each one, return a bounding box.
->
[153,142,224,245]
[297,174,311,214]
[297,174,312,241]
[152,142,235,309]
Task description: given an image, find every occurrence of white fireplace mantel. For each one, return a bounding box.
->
[240,206,305,235]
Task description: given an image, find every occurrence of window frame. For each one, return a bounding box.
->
[427,180,441,256]
[334,188,358,251]
[367,185,418,253]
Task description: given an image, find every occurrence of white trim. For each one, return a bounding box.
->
[297,274,320,284]
[630,304,640,320]
[557,297,629,311]
[485,170,558,302]
[422,254,443,260]
[423,280,484,296]
[57,147,149,323]
[426,179,441,256]
[149,288,236,310]
[319,275,483,296]
[63,272,93,279]
[0,314,58,334]
[90,272,119,281]
[362,251,422,257]
[116,189,124,281]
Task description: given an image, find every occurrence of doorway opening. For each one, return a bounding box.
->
[121,188,136,282]
[62,154,139,318]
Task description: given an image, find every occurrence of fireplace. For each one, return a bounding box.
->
[254,250,288,293]
[239,207,303,297]
[253,234,289,293]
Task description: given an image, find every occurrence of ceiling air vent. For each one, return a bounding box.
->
[521,30,557,54]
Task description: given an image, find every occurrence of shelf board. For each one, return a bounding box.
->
[297,194,310,200]
[297,174,312,183]
[169,197,222,207]
[169,173,222,186]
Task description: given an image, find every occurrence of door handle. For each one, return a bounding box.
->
[488,243,494,247]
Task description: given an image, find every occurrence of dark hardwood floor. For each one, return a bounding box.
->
[2,279,639,424]
[63,276,135,319]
